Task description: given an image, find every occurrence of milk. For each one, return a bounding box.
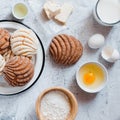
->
[12,3,28,20]
[14,4,28,18]
[94,0,120,25]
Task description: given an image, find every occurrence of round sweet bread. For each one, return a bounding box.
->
[49,34,83,65]
[10,28,38,57]
[3,49,14,62]
[0,54,6,75]
[0,28,10,55]
[3,56,34,86]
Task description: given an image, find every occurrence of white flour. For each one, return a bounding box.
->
[40,90,71,120]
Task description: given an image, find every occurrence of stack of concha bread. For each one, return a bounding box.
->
[0,28,38,87]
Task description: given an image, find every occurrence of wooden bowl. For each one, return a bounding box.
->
[36,87,78,120]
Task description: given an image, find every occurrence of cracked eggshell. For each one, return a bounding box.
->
[88,34,105,49]
[101,46,120,63]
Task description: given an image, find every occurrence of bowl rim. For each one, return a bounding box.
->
[12,2,28,20]
[76,61,108,93]
[36,87,78,120]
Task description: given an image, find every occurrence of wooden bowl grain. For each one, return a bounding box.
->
[36,87,78,120]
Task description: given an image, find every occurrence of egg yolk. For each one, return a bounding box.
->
[83,72,95,85]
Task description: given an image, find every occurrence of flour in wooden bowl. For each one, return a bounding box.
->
[40,90,71,120]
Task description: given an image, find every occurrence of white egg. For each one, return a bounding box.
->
[88,34,105,49]
[101,46,120,63]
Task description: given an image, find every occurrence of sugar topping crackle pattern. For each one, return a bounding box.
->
[3,49,14,62]
[10,28,38,57]
[0,28,10,55]
[0,54,6,75]
[49,34,83,65]
[0,28,38,87]
[3,56,34,87]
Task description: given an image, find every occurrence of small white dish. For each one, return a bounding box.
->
[101,46,120,63]
[76,62,108,93]
[12,3,28,20]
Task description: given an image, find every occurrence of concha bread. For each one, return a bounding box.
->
[10,28,38,57]
[3,56,34,86]
[0,28,10,55]
[49,34,83,65]
[0,54,5,75]
[3,50,14,62]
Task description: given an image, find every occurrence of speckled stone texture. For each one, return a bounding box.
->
[0,0,120,120]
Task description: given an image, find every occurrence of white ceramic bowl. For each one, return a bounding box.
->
[12,2,28,20]
[76,62,108,93]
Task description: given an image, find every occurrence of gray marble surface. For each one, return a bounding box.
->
[0,0,120,120]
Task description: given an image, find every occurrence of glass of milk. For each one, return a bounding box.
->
[94,0,120,26]
[12,3,28,20]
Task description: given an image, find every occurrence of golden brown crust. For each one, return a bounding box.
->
[55,35,66,63]
[63,35,76,65]
[52,37,62,63]
[68,36,83,65]
[50,41,58,62]
[0,28,10,55]
[59,34,71,64]
[3,56,34,86]
[49,34,83,65]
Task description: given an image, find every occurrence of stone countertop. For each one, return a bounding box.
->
[0,0,120,120]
